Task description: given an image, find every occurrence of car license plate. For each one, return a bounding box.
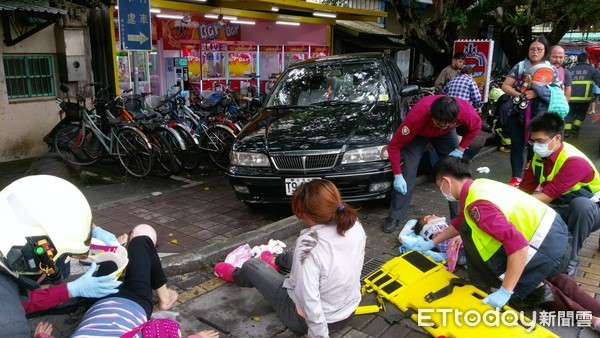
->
[285,177,319,196]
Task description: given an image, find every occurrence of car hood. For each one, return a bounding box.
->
[235,103,395,152]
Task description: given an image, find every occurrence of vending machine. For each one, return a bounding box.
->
[174,57,189,90]
[165,57,189,91]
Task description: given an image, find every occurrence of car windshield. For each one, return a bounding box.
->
[266,61,389,107]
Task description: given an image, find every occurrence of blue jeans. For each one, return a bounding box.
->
[388,130,459,222]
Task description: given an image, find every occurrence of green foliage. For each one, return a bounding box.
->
[320,0,349,7]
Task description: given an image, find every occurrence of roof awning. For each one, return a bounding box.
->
[151,0,386,25]
[0,0,67,46]
[334,20,406,50]
[335,20,401,38]
[561,32,600,42]
[0,1,67,17]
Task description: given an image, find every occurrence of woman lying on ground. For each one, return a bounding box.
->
[214,179,367,338]
[34,224,219,338]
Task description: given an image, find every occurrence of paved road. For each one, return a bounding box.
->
[12,116,600,337]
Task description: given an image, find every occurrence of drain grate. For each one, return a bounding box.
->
[361,256,385,280]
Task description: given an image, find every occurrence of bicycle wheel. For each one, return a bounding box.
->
[53,124,103,166]
[204,124,236,171]
[156,127,185,174]
[172,124,201,172]
[146,130,176,178]
[115,127,153,178]
[183,116,200,134]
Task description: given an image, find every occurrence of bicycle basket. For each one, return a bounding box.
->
[145,95,169,111]
[122,94,145,112]
[60,101,82,120]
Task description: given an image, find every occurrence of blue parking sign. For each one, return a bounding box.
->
[118,0,151,51]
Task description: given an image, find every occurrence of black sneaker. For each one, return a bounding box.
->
[382,217,400,233]
[509,284,554,309]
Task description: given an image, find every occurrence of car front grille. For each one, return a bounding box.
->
[271,153,339,171]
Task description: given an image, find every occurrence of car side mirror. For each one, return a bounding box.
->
[250,97,262,109]
[400,85,419,97]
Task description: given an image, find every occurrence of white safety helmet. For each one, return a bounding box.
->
[0,175,92,275]
[419,217,447,240]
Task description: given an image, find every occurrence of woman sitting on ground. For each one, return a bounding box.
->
[214,179,367,338]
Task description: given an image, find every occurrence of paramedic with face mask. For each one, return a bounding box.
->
[404,156,570,310]
[519,112,600,278]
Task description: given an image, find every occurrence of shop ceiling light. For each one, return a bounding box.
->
[276,21,300,26]
[205,14,237,20]
[156,14,184,19]
[271,6,279,11]
[313,12,337,18]
[231,20,256,25]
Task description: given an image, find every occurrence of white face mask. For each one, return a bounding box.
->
[440,179,458,202]
[533,136,556,158]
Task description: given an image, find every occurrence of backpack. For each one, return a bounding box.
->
[120,318,181,338]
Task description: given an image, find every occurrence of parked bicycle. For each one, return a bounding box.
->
[157,88,237,171]
[51,85,154,178]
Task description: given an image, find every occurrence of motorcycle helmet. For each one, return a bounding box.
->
[523,64,555,89]
[0,175,92,276]
[488,87,505,104]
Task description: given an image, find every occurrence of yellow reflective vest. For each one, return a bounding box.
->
[531,142,600,196]
[464,179,555,262]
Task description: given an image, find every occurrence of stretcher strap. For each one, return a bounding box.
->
[424,278,469,303]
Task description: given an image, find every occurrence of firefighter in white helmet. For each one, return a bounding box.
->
[0,175,120,337]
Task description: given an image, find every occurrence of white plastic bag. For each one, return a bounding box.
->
[250,239,287,258]
[224,244,252,268]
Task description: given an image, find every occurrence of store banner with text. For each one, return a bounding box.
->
[453,40,494,103]
[159,16,240,50]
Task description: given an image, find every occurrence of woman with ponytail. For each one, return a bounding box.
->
[214,179,366,338]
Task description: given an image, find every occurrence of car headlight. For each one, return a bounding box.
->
[341,145,388,164]
[230,151,270,167]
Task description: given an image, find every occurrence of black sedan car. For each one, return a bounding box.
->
[228,52,418,205]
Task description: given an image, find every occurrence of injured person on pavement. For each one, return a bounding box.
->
[399,215,466,272]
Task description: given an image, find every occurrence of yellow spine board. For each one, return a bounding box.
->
[363,251,558,338]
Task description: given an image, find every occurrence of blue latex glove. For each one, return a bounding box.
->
[393,174,407,195]
[448,149,464,158]
[482,286,513,309]
[411,237,435,252]
[67,261,121,298]
[92,225,119,245]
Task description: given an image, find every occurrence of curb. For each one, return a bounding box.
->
[161,145,500,277]
[162,216,302,276]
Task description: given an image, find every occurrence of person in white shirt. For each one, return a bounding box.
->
[214,179,366,338]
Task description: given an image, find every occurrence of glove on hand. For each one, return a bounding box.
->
[67,261,121,298]
[92,226,119,245]
[393,174,408,195]
[482,286,513,309]
[448,149,464,159]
